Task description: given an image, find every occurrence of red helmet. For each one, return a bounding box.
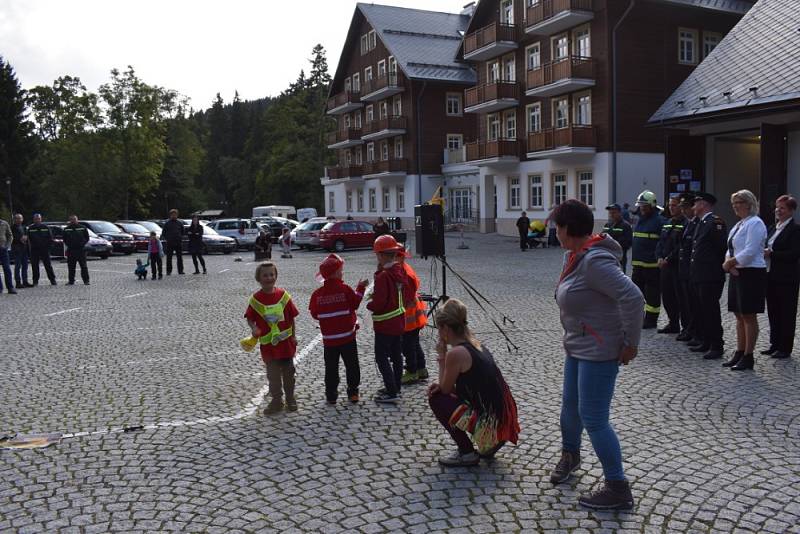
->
[317,254,344,281]
[373,234,402,253]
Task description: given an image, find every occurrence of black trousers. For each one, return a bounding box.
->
[324,340,360,400]
[678,278,695,337]
[374,332,403,395]
[402,327,426,373]
[165,241,183,274]
[632,266,660,324]
[149,253,162,278]
[191,253,206,273]
[67,249,89,284]
[518,230,527,250]
[692,281,724,350]
[620,249,629,275]
[660,265,681,327]
[30,247,56,284]
[766,279,799,353]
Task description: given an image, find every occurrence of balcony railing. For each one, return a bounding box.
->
[465,81,519,109]
[326,128,363,146]
[527,56,595,90]
[326,91,362,113]
[527,125,596,153]
[362,116,407,136]
[443,146,467,165]
[327,165,363,180]
[361,73,403,98]
[464,21,519,57]
[363,158,408,175]
[465,139,520,162]
[526,0,593,28]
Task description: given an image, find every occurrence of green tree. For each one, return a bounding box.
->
[0,56,37,215]
[155,113,206,216]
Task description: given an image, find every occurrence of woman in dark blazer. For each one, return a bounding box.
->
[187,216,206,274]
[763,195,800,359]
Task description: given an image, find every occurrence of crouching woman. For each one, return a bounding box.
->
[427,298,520,467]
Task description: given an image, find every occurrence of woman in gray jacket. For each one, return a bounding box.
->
[549,200,644,511]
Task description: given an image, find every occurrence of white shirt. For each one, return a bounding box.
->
[726,215,767,268]
[768,217,792,249]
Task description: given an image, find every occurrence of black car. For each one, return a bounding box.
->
[78,220,136,254]
[42,223,113,259]
[252,217,289,243]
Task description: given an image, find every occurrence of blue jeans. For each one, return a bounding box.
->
[13,247,29,284]
[560,356,625,481]
[0,248,13,291]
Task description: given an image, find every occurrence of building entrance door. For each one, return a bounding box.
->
[449,188,473,223]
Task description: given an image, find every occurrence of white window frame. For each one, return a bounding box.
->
[487,61,500,83]
[377,59,386,78]
[573,92,591,126]
[446,93,462,116]
[500,0,514,25]
[381,140,389,161]
[355,147,363,165]
[345,151,352,166]
[368,30,377,51]
[702,31,721,58]
[447,134,463,150]
[357,188,364,212]
[346,190,353,211]
[526,43,541,71]
[344,114,351,128]
[572,25,591,58]
[328,191,335,212]
[352,73,360,92]
[360,35,368,55]
[379,101,388,120]
[504,110,516,139]
[354,111,362,128]
[394,137,403,158]
[578,170,594,207]
[529,174,543,209]
[366,104,374,123]
[503,54,516,82]
[388,56,397,73]
[487,113,501,141]
[382,187,390,211]
[397,186,405,211]
[364,66,373,81]
[678,28,698,65]
[553,98,569,129]
[369,188,377,212]
[509,176,521,209]
[552,34,569,61]
[344,77,351,93]
[552,172,567,206]
[392,95,402,116]
[366,142,375,162]
[526,103,542,133]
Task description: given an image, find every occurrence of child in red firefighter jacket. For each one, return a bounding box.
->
[368,235,415,404]
[244,261,300,414]
[309,254,369,404]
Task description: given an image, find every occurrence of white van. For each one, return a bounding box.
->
[252,205,296,219]
[296,207,318,221]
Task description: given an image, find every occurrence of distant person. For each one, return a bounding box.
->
[0,216,16,294]
[602,204,632,273]
[254,228,272,261]
[62,214,90,285]
[622,203,631,223]
[655,196,687,334]
[11,213,32,288]
[346,215,354,221]
[280,227,293,258]
[373,217,390,238]
[515,211,530,251]
[27,213,57,286]
[162,209,185,275]
[187,216,206,274]
[147,231,164,280]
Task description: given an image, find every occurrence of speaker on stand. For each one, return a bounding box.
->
[415,203,447,320]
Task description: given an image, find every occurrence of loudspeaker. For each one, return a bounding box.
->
[415,204,445,258]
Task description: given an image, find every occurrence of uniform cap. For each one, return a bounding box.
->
[316,253,344,283]
[678,193,695,206]
[605,203,622,211]
[693,192,717,205]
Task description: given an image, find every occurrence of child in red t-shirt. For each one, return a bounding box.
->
[244,261,300,414]
[309,254,368,405]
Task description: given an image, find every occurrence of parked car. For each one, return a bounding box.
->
[319,220,376,252]
[159,219,236,254]
[252,217,291,243]
[130,220,163,237]
[77,220,136,254]
[44,224,112,259]
[205,218,261,249]
[292,218,332,250]
[271,216,298,230]
[114,222,151,251]
[296,207,318,222]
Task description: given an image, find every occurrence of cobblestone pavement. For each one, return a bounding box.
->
[1,234,798,533]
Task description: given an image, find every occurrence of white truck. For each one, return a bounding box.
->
[252,205,296,219]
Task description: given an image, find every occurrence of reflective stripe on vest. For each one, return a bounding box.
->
[632,260,659,268]
[322,326,357,341]
[633,232,660,239]
[373,286,405,322]
[249,291,294,346]
[317,309,351,319]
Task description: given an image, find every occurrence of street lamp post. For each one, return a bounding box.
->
[5,178,12,215]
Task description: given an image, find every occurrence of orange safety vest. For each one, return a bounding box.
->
[402,263,428,332]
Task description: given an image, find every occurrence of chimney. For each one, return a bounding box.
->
[461,2,476,16]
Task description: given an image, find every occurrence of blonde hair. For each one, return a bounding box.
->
[254,261,278,281]
[435,298,481,349]
[731,189,759,216]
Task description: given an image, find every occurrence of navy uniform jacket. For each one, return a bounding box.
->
[27,223,53,251]
[656,215,687,266]
[62,223,90,251]
[678,217,698,280]
[602,219,632,250]
[632,211,665,267]
[690,212,727,284]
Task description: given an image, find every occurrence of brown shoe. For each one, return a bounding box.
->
[579,480,634,510]
[285,398,298,412]
[550,450,581,484]
[263,401,283,415]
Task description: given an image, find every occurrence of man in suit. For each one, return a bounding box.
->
[763,194,800,359]
[676,194,698,342]
[656,196,687,333]
[603,203,633,273]
[688,192,728,359]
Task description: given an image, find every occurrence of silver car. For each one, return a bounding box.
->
[292,219,331,249]
[205,218,260,249]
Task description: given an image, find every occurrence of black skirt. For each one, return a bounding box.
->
[728,267,767,314]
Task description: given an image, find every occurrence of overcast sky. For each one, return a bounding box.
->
[1,0,469,110]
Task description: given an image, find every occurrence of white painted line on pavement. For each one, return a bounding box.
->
[44,307,82,317]
[218,268,230,273]
[123,292,148,299]
[88,269,130,274]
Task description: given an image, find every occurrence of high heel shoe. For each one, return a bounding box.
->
[722,350,744,368]
[730,353,754,371]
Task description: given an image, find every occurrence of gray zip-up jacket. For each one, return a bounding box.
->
[0,219,12,249]
[555,234,644,362]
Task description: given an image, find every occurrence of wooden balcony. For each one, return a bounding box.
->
[526,56,596,97]
[326,165,364,181]
[526,0,594,35]
[464,81,519,114]
[326,91,363,115]
[465,139,520,166]
[527,125,597,158]
[363,158,408,179]
[463,21,519,61]
[361,73,404,101]
[361,116,407,141]
[326,128,363,149]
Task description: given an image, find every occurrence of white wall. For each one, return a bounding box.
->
[613,152,665,207]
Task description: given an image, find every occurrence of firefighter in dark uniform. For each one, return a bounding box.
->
[602,203,633,273]
[676,194,698,342]
[63,214,90,285]
[688,192,728,359]
[631,190,665,329]
[27,213,57,286]
[655,196,687,334]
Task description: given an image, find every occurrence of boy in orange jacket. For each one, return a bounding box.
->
[400,256,429,384]
[309,254,368,404]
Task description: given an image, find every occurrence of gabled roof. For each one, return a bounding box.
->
[657,0,752,13]
[332,3,475,87]
[649,0,800,125]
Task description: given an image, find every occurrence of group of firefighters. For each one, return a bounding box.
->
[603,190,729,359]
